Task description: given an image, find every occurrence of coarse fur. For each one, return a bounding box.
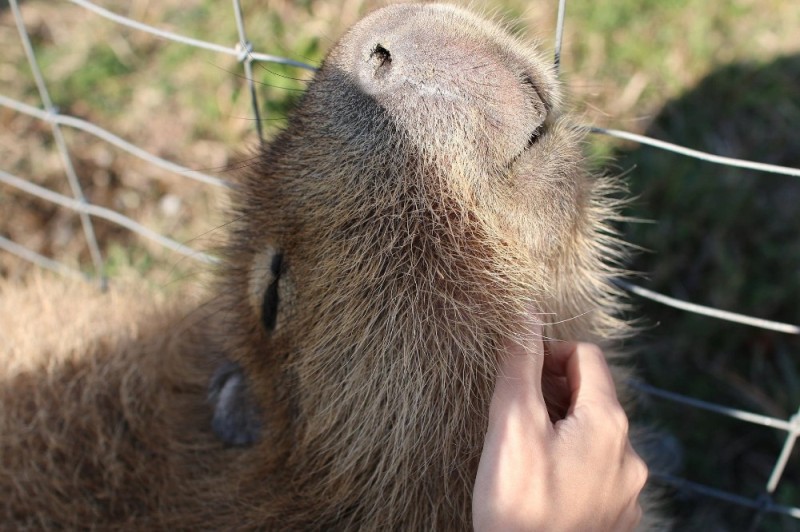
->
[1,4,661,530]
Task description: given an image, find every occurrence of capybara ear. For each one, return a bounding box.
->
[208,360,262,447]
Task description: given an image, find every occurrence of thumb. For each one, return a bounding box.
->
[491,312,549,425]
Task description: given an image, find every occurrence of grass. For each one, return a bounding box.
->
[1,0,799,529]
[616,55,800,530]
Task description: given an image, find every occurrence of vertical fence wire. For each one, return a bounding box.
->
[231,0,265,144]
[553,0,567,74]
[9,0,107,287]
[747,406,800,529]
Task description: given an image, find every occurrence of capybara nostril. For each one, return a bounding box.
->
[369,43,392,74]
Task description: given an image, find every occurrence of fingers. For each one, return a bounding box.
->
[620,454,647,530]
[547,340,619,413]
[620,501,644,531]
[477,326,649,532]
[542,340,575,375]
[489,313,551,432]
[495,314,545,397]
[608,447,647,532]
[626,443,649,495]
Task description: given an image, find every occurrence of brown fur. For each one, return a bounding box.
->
[1,4,655,530]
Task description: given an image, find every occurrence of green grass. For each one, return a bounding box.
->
[614,54,800,529]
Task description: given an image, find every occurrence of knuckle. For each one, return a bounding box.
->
[605,402,629,434]
[580,342,604,359]
[631,454,649,491]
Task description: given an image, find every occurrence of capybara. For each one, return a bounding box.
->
[1,4,656,529]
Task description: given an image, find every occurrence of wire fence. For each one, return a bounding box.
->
[2,0,799,528]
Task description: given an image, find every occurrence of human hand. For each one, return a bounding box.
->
[473,316,647,531]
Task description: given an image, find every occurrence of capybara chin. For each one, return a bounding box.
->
[1,3,657,530]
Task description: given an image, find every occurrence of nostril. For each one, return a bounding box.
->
[370,43,392,72]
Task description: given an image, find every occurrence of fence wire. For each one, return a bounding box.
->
[2,0,800,527]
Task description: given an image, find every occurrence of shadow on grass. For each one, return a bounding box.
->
[616,54,800,531]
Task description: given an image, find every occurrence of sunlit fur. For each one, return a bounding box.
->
[1,4,652,529]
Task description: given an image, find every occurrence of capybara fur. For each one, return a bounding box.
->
[1,3,656,530]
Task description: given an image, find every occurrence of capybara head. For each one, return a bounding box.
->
[216,3,628,528]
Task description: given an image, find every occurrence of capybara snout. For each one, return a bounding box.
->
[340,4,558,173]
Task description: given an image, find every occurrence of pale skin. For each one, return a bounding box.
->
[473,317,647,531]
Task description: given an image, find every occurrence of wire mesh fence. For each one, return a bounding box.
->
[2,0,799,527]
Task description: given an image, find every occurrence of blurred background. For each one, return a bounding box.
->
[1,0,799,529]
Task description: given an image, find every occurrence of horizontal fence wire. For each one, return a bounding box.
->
[68,0,317,71]
[588,126,800,179]
[0,169,218,265]
[2,0,799,527]
[0,95,230,189]
[0,234,88,281]
[614,279,800,335]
